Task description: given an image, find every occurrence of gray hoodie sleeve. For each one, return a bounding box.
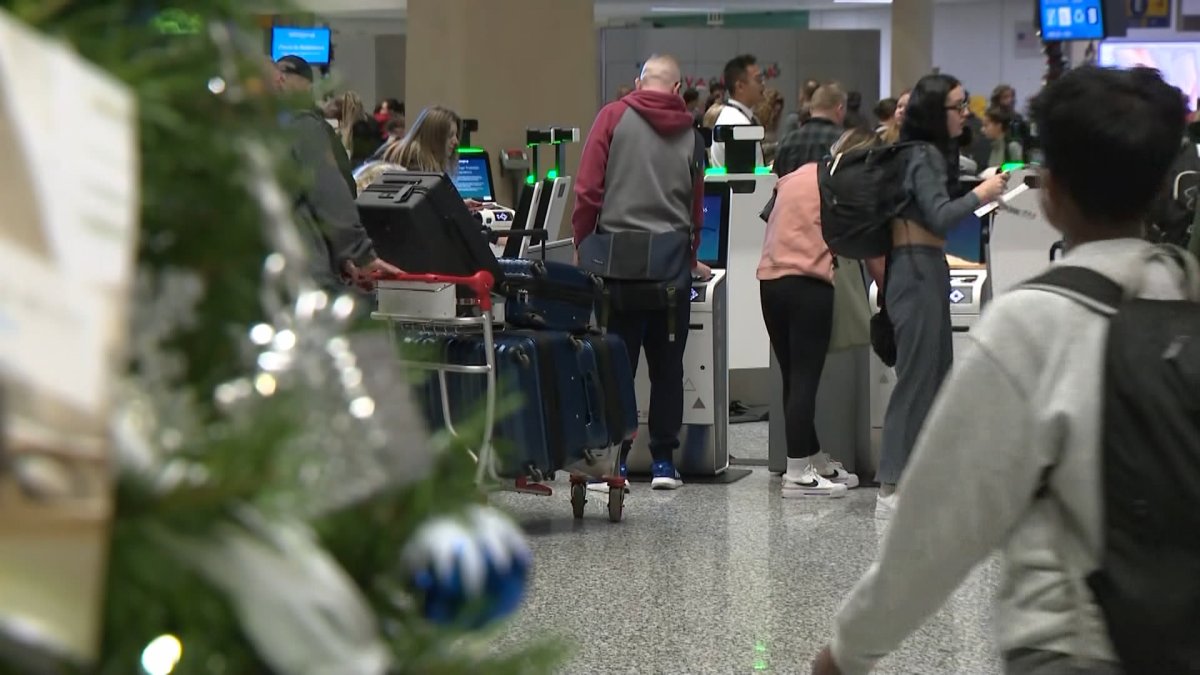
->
[292,114,377,267]
[830,333,1046,674]
[904,146,980,238]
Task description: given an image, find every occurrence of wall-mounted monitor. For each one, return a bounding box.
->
[271,26,332,65]
[1099,42,1200,107]
[1038,0,1106,41]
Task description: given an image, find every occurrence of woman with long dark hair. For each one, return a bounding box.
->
[875,74,1006,519]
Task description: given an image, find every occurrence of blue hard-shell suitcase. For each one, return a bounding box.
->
[406,332,560,478]
[408,330,612,478]
[578,332,638,446]
[498,259,601,333]
[502,330,609,457]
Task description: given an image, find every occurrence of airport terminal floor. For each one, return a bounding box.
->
[489,423,1003,675]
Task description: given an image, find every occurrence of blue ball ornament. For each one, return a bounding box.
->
[402,506,531,628]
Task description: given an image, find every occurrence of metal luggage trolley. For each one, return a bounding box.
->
[372,270,628,522]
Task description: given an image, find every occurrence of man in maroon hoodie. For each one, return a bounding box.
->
[573,54,709,490]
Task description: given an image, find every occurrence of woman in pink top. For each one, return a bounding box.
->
[758,128,880,499]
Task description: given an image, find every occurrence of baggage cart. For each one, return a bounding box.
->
[371,270,628,522]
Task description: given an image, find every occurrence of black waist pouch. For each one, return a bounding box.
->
[871,308,897,367]
[579,230,692,339]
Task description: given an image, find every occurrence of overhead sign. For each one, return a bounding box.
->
[1129,0,1171,28]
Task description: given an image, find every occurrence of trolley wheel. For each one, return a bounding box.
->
[570,482,587,519]
[607,486,624,523]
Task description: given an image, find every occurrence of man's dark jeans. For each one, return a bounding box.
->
[605,285,692,464]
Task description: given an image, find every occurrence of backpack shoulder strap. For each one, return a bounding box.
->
[692,128,707,182]
[1022,266,1124,317]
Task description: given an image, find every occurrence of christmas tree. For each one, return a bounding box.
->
[0,1,559,673]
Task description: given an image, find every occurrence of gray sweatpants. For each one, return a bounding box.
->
[878,245,953,486]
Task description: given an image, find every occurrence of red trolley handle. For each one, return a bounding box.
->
[375,270,494,310]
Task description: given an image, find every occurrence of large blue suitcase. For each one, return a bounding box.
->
[408,330,611,478]
[498,259,601,333]
[577,332,638,446]
[503,330,609,455]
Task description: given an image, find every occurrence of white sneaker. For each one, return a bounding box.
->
[818,459,860,489]
[875,491,898,520]
[781,467,849,498]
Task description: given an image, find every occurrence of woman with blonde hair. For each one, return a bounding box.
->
[383,105,462,175]
[335,91,382,166]
[756,88,786,164]
[758,126,880,499]
[880,89,910,145]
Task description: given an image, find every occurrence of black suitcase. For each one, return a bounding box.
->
[357,171,504,282]
[498,258,601,332]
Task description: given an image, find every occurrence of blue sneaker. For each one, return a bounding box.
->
[651,461,683,490]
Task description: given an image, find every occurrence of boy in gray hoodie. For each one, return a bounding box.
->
[812,67,1197,675]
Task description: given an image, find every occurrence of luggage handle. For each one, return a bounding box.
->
[485,228,548,244]
[375,270,495,310]
[573,338,605,436]
[489,228,550,261]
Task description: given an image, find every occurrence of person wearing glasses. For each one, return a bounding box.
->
[874,74,1007,519]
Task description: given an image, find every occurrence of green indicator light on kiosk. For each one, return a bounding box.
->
[525,174,536,185]
[547,169,558,180]
[754,166,771,175]
[705,167,728,176]
[999,162,1026,173]
[458,147,484,154]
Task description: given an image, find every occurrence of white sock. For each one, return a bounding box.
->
[785,456,808,477]
[810,452,831,475]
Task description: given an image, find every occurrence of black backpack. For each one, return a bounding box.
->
[1148,139,1200,247]
[1023,248,1200,674]
[817,142,921,259]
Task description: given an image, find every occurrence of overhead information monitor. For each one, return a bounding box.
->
[1038,0,1105,41]
[271,27,331,65]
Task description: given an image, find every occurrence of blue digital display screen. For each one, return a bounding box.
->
[1039,0,1104,41]
[272,27,332,65]
[697,194,723,265]
[945,214,984,264]
[452,155,494,201]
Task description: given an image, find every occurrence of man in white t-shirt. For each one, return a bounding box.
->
[710,54,765,169]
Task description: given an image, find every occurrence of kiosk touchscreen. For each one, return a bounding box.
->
[452,150,496,203]
[626,182,731,477]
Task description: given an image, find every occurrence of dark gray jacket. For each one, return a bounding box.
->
[286,109,376,286]
[897,143,980,238]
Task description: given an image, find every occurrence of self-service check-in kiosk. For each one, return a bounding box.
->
[985,170,1060,296]
[703,126,777,413]
[627,182,732,476]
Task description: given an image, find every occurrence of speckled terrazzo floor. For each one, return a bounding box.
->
[489,463,1002,675]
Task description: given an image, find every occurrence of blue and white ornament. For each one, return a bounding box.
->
[402,506,531,628]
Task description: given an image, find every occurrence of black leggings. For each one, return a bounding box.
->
[760,275,835,460]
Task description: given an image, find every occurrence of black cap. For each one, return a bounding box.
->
[276,55,313,82]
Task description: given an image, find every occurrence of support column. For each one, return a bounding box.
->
[406,0,598,225]
[890,0,934,95]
